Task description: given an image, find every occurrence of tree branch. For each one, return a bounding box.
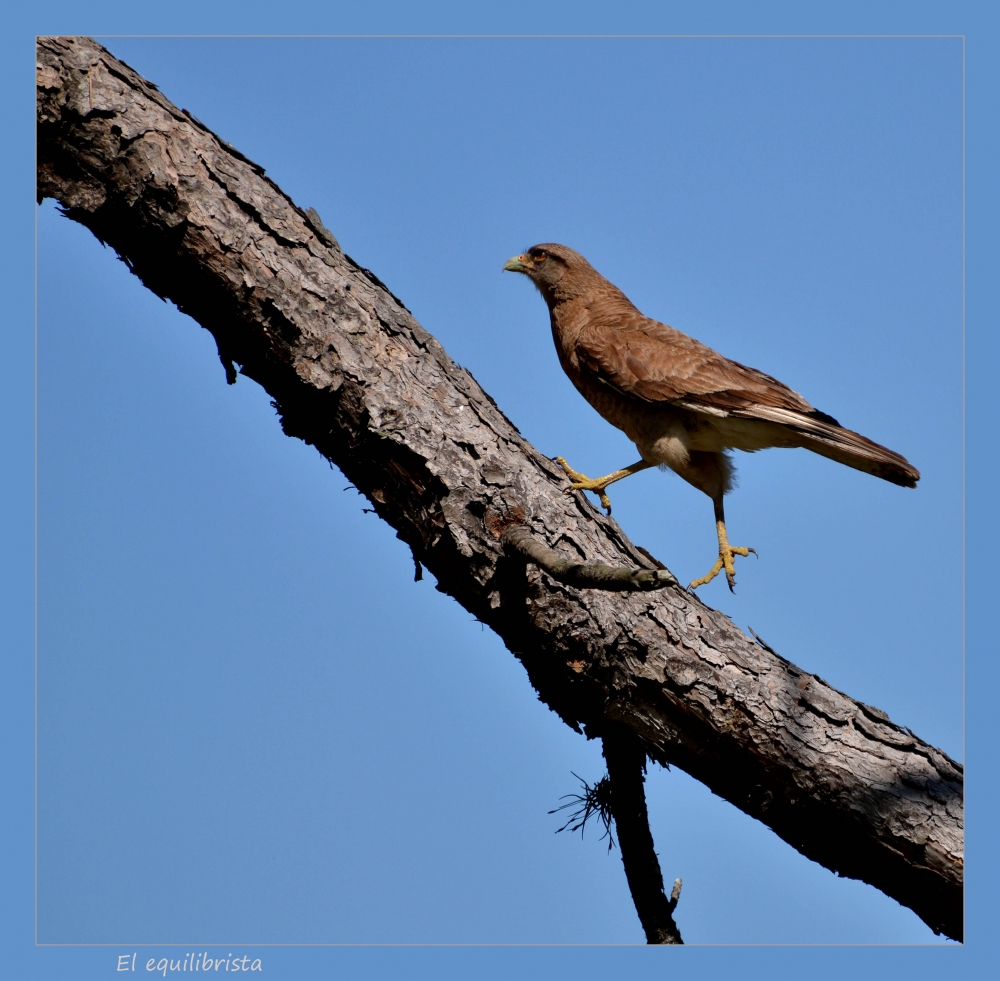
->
[36,36,963,941]
[602,730,684,944]
[486,506,679,591]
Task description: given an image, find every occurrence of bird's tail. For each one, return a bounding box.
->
[743,406,920,487]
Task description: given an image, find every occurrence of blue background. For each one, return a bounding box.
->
[4,2,996,979]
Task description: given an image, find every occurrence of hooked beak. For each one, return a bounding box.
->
[503,254,529,273]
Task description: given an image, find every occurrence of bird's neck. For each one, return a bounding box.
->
[541,269,629,310]
[545,277,638,329]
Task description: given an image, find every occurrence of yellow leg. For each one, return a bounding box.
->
[689,505,756,592]
[554,457,652,514]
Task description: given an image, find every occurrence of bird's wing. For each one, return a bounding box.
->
[574,314,821,417]
[574,314,919,487]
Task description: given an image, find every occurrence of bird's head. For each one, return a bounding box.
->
[502,243,592,303]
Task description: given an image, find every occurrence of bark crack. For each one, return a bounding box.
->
[199,159,308,252]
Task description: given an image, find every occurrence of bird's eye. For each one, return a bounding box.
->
[532,251,548,262]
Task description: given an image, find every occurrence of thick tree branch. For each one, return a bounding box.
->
[36,37,963,941]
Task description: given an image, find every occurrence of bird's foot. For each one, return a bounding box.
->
[689,544,757,592]
[554,456,615,513]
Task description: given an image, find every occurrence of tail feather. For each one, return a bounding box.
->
[738,405,920,488]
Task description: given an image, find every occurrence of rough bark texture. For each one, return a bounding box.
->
[36,36,963,941]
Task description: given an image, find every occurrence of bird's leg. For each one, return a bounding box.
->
[554,457,653,514]
[689,498,756,592]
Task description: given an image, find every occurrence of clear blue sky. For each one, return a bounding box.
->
[6,3,998,979]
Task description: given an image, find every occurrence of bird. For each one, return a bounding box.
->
[502,243,919,590]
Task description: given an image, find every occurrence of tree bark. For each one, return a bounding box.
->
[36,36,963,941]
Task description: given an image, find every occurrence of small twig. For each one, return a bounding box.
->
[748,626,777,655]
[497,523,678,592]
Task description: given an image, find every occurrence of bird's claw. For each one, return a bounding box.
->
[689,544,755,592]
[554,456,613,513]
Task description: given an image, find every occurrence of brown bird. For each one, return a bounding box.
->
[503,243,919,590]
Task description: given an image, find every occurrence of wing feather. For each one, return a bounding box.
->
[574,313,919,487]
[575,316,817,415]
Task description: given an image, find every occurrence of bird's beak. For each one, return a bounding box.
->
[503,254,529,273]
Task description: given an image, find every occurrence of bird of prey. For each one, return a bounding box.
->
[503,243,919,590]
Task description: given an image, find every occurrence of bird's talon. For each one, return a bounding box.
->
[688,558,725,590]
[553,456,585,482]
[553,455,617,513]
[689,544,754,590]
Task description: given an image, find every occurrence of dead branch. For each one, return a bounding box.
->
[36,36,963,940]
